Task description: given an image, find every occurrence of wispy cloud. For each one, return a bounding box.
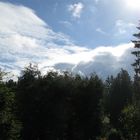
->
[115,20,135,36]
[96,28,107,35]
[59,21,72,28]
[68,2,84,18]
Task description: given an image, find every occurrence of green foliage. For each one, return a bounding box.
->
[16,65,103,140]
[0,64,140,140]
[107,128,123,140]
[120,103,140,140]
[0,83,21,140]
[0,69,7,82]
[107,69,132,128]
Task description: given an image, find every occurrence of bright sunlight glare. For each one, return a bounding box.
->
[124,0,140,10]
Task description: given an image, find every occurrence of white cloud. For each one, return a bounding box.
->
[0,2,135,79]
[54,43,134,78]
[73,46,134,78]
[59,21,72,28]
[68,2,84,18]
[115,20,135,36]
[96,28,107,35]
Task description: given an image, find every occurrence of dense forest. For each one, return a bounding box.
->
[0,63,140,140]
[1,25,140,140]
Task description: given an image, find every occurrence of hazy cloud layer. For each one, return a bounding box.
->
[0,2,135,79]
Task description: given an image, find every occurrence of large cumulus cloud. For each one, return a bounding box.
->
[55,46,135,78]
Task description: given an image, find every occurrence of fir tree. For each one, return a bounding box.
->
[131,23,140,100]
[132,25,140,78]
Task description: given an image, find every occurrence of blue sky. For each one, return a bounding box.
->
[0,0,140,79]
[1,0,139,46]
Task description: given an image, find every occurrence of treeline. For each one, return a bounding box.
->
[0,65,140,140]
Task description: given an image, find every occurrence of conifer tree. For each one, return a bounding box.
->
[132,25,140,78]
[131,23,140,100]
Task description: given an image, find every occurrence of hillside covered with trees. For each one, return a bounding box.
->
[1,0,140,139]
[1,24,140,140]
[0,64,140,140]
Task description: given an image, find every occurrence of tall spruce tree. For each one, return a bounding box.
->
[131,23,140,100]
[132,26,140,78]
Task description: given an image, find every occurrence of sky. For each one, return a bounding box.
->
[0,0,140,79]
